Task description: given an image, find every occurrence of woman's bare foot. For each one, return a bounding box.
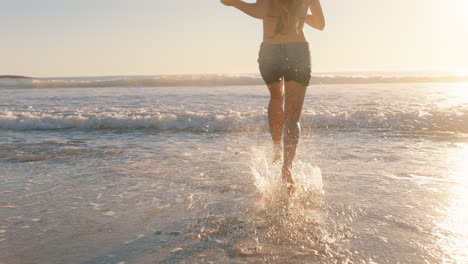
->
[273,151,282,164]
[272,145,282,163]
[282,167,295,195]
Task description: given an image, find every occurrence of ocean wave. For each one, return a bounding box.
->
[1,74,468,88]
[1,108,466,133]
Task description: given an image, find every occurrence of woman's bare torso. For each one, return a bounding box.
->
[261,0,311,44]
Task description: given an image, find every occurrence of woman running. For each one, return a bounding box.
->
[220,0,325,194]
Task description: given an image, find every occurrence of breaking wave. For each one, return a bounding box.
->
[1,107,466,133]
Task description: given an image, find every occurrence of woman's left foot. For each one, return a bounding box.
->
[273,151,282,163]
[272,145,282,163]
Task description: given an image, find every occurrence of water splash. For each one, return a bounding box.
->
[245,146,370,263]
[249,146,323,209]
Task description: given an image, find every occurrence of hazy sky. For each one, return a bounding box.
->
[1,0,468,77]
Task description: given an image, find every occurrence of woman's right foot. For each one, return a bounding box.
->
[281,167,295,195]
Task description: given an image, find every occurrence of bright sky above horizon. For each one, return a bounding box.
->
[1,0,468,77]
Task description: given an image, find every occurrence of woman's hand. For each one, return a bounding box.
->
[220,0,240,7]
[221,0,264,20]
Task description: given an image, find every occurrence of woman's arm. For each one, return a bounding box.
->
[220,0,265,20]
[306,0,325,30]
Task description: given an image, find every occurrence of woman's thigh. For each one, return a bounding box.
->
[284,81,307,121]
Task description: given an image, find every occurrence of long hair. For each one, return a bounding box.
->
[274,0,301,35]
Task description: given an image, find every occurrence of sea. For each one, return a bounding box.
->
[0,73,467,263]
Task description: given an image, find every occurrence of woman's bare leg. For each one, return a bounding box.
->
[282,81,307,193]
[267,81,284,163]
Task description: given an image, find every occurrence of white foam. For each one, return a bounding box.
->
[0,107,466,133]
[249,146,323,208]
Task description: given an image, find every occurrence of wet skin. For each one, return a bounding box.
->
[221,0,325,194]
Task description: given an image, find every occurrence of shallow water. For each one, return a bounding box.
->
[0,83,467,263]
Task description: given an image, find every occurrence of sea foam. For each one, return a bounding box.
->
[1,107,466,132]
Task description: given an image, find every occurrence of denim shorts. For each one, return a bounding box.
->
[257,42,311,86]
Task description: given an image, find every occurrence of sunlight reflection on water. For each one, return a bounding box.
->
[438,83,468,107]
[437,143,468,262]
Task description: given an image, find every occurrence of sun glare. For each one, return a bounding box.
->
[443,83,468,107]
[455,69,468,77]
[456,0,468,27]
[438,144,468,262]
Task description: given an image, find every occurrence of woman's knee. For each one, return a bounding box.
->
[284,119,301,131]
[284,106,302,122]
[270,96,283,105]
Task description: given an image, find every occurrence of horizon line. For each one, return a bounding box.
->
[2,69,468,79]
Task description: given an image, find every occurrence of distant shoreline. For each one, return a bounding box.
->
[1,74,468,88]
[0,75,32,79]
